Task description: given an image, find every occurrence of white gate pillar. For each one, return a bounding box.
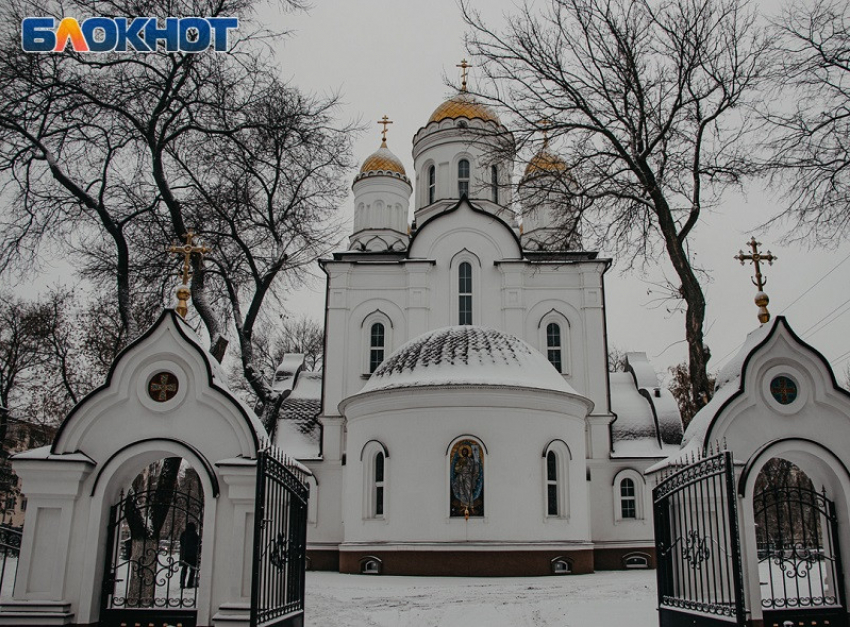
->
[211,459,258,627]
[0,453,94,625]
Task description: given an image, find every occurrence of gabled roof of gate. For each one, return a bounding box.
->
[50,309,266,460]
[648,316,850,473]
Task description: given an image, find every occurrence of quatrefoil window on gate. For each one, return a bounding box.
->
[770,375,798,405]
[148,372,179,402]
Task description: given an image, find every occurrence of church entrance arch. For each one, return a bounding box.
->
[745,452,849,627]
[99,458,205,627]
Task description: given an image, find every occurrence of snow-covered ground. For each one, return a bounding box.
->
[304,569,659,627]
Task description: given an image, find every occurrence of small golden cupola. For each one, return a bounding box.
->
[355,116,409,184]
[350,116,412,253]
[519,130,581,252]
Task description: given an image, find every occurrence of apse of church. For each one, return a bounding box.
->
[279,73,683,577]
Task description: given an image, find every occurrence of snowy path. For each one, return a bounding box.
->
[305,569,659,627]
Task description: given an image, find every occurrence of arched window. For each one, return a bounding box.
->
[369,322,385,373]
[546,450,558,516]
[374,452,385,517]
[620,478,636,519]
[613,469,644,523]
[543,440,570,519]
[546,323,563,372]
[362,441,388,520]
[491,165,498,202]
[449,437,484,517]
[458,262,472,325]
[428,165,436,204]
[458,159,470,197]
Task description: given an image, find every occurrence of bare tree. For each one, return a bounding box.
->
[668,361,716,429]
[0,0,353,412]
[761,0,850,242]
[463,0,769,413]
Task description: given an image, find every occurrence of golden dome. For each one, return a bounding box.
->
[428,94,500,125]
[359,141,406,176]
[523,148,568,179]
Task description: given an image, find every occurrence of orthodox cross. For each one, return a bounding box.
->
[167,229,211,318]
[539,118,552,147]
[734,237,777,324]
[457,58,472,92]
[378,115,393,144]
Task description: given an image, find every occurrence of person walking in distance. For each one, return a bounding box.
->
[179,522,200,589]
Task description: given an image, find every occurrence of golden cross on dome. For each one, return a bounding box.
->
[168,229,211,318]
[734,237,777,324]
[378,115,393,145]
[457,58,472,92]
[539,118,552,147]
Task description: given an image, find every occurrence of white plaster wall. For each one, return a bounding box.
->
[350,175,412,251]
[586,459,656,546]
[411,119,513,215]
[340,387,591,545]
[322,202,611,420]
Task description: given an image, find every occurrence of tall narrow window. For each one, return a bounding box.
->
[620,478,636,519]
[546,323,562,372]
[458,159,470,197]
[491,165,498,202]
[458,262,472,325]
[428,165,436,204]
[374,452,385,517]
[547,450,558,516]
[369,323,385,373]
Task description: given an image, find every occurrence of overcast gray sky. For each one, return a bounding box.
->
[265,0,850,381]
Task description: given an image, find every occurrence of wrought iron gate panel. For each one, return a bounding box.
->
[100,488,204,627]
[250,446,310,627]
[754,485,847,627]
[654,451,746,627]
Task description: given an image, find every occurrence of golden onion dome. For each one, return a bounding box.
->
[359,140,407,176]
[428,93,500,125]
[523,148,568,179]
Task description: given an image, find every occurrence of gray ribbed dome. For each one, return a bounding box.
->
[361,326,576,394]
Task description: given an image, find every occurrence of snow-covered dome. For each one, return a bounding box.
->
[361,325,577,394]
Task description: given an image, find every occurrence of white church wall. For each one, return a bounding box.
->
[340,387,591,546]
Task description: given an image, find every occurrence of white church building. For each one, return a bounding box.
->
[276,87,685,576]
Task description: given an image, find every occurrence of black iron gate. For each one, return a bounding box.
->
[754,485,847,627]
[250,446,310,627]
[100,488,204,627]
[654,450,746,627]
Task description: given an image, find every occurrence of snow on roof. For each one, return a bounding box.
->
[360,326,579,395]
[609,355,684,458]
[714,323,772,391]
[273,354,305,394]
[647,322,773,474]
[275,370,322,459]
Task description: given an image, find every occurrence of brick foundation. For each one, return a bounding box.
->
[593,547,656,570]
[339,549,595,577]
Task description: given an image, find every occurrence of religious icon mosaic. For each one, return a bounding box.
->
[148,371,179,402]
[449,439,484,517]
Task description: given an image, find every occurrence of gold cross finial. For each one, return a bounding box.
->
[734,236,777,324]
[167,229,211,318]
[457,58,472,92]
[378,115,393,145]
[539,118,552,147]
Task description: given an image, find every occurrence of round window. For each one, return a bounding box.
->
[148,371,179,402]
[769,375,798,405]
